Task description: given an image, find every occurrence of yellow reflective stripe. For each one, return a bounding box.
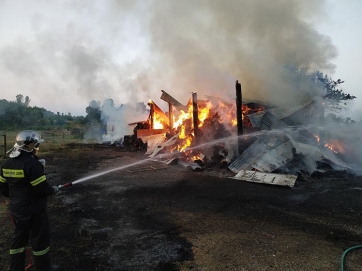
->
[10,247,25,254]
[2,169,24,178]
[0,175,7,183]
[30,175,47,186]
[33,246,50,256]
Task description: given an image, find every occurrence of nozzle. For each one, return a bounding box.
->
[58,182,73,189]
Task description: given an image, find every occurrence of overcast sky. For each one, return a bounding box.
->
[0,0,361,119]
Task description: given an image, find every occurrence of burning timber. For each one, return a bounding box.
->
[115,82,357,187]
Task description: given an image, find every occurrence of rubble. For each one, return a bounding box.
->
[114,83,356,186]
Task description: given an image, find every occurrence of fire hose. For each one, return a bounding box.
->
[340,245,362,271]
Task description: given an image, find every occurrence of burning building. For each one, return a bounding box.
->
[113,80,357,188]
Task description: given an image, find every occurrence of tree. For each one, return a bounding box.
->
[282,65,356,112]
[85,100,101,124]
[16,94,24,104]
[318,76,356,107]
[24,96,31,107]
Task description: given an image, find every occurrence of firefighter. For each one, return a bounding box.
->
[0,130,60,271]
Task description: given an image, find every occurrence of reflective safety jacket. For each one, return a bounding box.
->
[0,151,54,215]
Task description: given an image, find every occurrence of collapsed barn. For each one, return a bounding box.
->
[115,80,356,188]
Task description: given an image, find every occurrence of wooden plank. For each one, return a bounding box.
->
[128,120,147,126]
[137,129,168,138]
[160,90,188,111]
[151,101,170,125]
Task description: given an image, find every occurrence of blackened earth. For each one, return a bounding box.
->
[1,144,362,271]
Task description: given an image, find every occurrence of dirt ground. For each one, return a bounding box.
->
[1,144,362,271]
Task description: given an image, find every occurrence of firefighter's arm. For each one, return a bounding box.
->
[30,162,57,196]
[32,175,56,195]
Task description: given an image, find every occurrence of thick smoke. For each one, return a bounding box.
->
[0,0,337,114]
[144,0,338,107]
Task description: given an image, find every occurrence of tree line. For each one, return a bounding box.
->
[0,95,148,132]
[0,94,89,131]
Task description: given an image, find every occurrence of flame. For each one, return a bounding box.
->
[313,134,320,144]
[324,139,345,154]
[324,143,337,153]
[313,133,346,154]
[178,135,193,152]
[198,101,212,127]
[153,112,164,129]
[173,108,192,129]
[148,98,265,160]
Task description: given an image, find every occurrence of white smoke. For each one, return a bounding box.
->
[0,0,338,116]
[100,99,149,142]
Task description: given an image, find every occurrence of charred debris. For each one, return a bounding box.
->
[105,81,356,187]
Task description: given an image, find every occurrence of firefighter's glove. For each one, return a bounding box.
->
[52,186,60,194]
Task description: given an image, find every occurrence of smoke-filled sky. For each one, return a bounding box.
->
[0,0,361,119]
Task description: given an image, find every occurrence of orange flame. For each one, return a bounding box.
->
[149,98,265,160]
[153,112,164,129]
[313,134,320,144]
[324,139,345,154]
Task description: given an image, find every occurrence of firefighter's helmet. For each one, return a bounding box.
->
[15,130,44,147]
[7,130,44,158]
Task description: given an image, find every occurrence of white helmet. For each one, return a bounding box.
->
[7,130,45,158]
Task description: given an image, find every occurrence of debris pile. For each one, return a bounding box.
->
[116,82,356,187]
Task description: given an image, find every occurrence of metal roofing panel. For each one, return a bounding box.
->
[247,111,289,130]
[259,111,289,130]
[268,99,315,119]
[228,134,289,173]
[251,140,294,172]
[229,170,297,187]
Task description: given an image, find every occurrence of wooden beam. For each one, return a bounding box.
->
[137,129,168,138]
[148,100,169,128]
[160,90,188,111]
[128,121,147,126]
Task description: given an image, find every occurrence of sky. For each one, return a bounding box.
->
[0,0,361,120]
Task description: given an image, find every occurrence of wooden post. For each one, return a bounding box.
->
[148,101,155,129]
[192,92,199,145]
[236,80,243,155]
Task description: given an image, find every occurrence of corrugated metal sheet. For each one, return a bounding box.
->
[259,111,289,130]
[252,140,294,172]
[247,111,265,128]
[228,134,290,173]
[248,110,302,130]
[268,99,315,119]
[229,170,297,187]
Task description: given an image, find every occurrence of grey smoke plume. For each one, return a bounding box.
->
[0,0,337,115]
[145,0,338,107]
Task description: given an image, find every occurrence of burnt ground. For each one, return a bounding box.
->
[1,144,362,271]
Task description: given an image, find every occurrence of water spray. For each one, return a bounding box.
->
[57,158,152,189]
[56,127,313,190]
